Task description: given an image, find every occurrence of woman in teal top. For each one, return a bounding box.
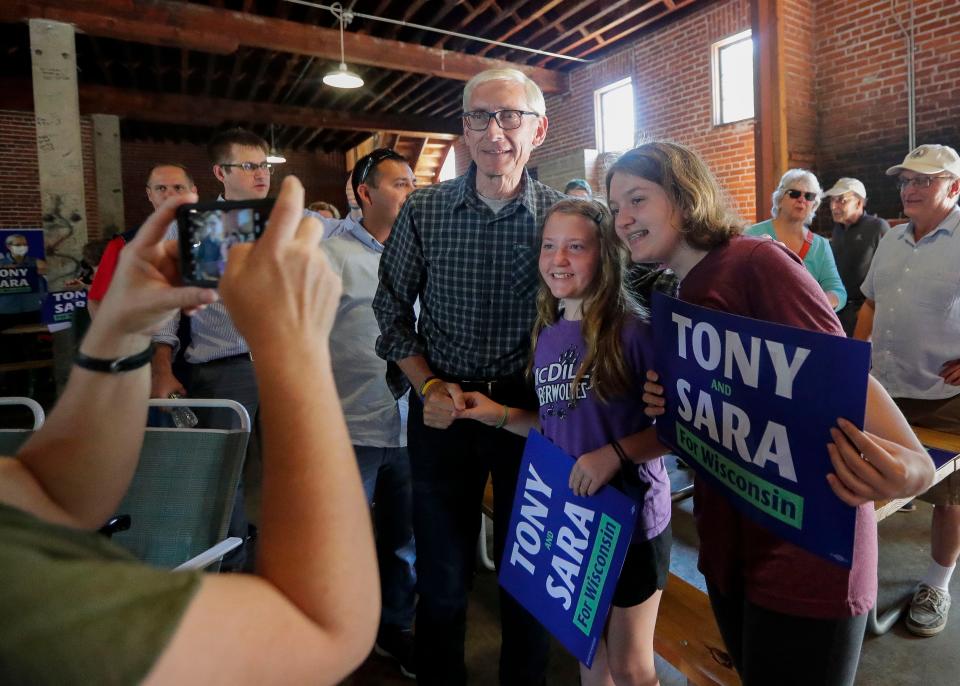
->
[746,169,847,311]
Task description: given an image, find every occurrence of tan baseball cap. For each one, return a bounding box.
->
[886,144,960,177]
[824,177,867,200]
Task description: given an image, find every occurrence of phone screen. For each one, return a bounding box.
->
[178,200,273,286]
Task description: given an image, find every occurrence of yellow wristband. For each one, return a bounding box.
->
[420,377,443,398]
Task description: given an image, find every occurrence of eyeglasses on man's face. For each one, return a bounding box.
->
[220,161,274,174]
[829,194,855,206]
[462,109,539,131]
[786,189,818,202]
[895,175,954,190]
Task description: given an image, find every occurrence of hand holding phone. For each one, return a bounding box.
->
[177,199,274,286]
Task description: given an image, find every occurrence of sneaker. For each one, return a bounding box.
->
[374,626,416,679]
[906,583,951,637]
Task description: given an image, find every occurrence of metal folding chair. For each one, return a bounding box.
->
[0,396,45,454]
[109,398,250,571]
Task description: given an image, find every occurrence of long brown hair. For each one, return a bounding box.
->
[605,141,743,250]
[530,199,639,403]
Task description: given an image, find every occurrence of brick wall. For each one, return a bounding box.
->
[122,139,347,226]
[0,110,100,240]
[816,0,960,222]
[533,0,757,222]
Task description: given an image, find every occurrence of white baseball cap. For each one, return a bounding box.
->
[824,177,867,200]
[886,144,960,177]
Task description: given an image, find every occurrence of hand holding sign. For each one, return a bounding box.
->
[641,370,665,418]
[569,446,620,497]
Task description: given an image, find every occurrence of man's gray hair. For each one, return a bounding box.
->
[771,168,823,224]
[462,68,546,117]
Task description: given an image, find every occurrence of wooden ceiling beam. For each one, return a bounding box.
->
[0,0,566,93]
[0,79,462,136]
[475,0,564,57]
[532,0,641,56]
[537,0,698,64]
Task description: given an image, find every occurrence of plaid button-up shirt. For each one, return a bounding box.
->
[375,163,565,397]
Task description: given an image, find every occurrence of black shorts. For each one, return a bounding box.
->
[612,525,672,608]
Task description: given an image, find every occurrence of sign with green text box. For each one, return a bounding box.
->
[498,430,638,666]
[652,292,871,567]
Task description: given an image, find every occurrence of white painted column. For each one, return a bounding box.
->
[30,18,88,289]
[92,114,125,235]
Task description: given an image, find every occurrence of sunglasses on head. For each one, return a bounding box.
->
[354,149,407,188]
[786,189,818,202]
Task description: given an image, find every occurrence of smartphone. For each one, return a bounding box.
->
[177,199,274,286]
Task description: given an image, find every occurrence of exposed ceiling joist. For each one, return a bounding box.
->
[0,79,462,137]
[2,0,567,93]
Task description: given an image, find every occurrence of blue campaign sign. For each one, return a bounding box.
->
[41,289,87,325]
[498,430,637,667]
[0,228,46,296]
[651,292,871,568]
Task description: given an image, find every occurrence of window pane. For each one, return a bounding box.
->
[439,145,456,182]
[600,82,635,153]
[719,37,754,123]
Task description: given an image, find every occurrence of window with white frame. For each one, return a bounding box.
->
[712,30,754,125]
[594,78,635,153]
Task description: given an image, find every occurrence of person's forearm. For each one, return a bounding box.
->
[853,299,875,341]
[15,322,152,529]
[255,341,379,643]
[397,354,436,394]
[619,426,668,463]
[827,291,841,310]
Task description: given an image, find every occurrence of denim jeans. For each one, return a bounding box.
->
[355,445,417,630]
[408,390,549,686]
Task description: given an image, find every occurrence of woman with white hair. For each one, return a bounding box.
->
[746,169,846,311]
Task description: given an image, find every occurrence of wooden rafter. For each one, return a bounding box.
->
[1,0,566,92]
[0,79,462,136]
[475,0,565,57]
[537,0,698,64]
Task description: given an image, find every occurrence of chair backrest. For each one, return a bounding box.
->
[110,398,250,569]
[0,396,45,455]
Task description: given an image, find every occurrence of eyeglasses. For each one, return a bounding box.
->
[220,161,274,174]
[462,109,539,131]
[786,189,818,202]
[895,175,954,190]
[828,195,854,205]
[354,149,407,189]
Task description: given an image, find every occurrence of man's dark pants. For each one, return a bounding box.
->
[190,355,259,571]
[408,384,549,686]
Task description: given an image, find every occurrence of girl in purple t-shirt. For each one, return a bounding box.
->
[605,141,935,686]
[458,199,670,686]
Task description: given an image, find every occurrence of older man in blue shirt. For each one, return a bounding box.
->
[855,143,960,637]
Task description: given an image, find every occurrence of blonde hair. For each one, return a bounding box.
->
[605,141,743,250]
[463,68,547,116]
[530,199,639,403]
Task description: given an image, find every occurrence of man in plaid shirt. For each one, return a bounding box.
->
[375,68,564,685]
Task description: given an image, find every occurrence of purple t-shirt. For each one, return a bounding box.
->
[533,315,671,541]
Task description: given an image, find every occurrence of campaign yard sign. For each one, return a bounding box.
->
[42,288,87,325]
[499,430,637,667]
[652,292,871,568]
[0,229,45,296]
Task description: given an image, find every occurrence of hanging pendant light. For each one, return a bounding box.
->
[266,124,286,164]
[323,3,363,89]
